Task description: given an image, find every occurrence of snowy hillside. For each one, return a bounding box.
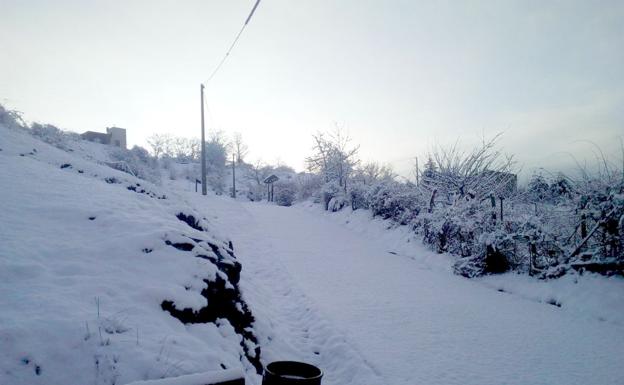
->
[0,124,261,384]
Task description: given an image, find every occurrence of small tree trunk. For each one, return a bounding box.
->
[428,189,437,213]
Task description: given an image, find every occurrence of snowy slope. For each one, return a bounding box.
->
[0,125,261,384]
[176,191,624,385]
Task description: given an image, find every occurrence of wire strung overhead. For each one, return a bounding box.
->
[204,0,262,85]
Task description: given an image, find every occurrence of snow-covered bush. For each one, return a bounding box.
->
[327,194,349,212]
[526,173,551,202]
[246,183,265,202]
[0,104,25,130]
[368,182,423,224]
[109,146,161,184]
[275,180,297,207]
[31,123,65,145]
[349,182,369,210]
[321,181,344,211]
[30,122,80,150]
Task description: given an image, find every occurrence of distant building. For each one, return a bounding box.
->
[81,127,127,149]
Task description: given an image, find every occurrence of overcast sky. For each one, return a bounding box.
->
[1,0,623,179]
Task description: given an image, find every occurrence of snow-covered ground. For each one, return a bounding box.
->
[2,122,624,385]
[175,185,624,385]
[0,126,260,384]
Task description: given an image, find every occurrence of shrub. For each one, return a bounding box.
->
[109,146,161,184]
[275,181,297,206]
[368,182,422,224]
[349,183,369,210]
[0,104,25,130]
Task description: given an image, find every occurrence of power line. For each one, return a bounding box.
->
[204,0,262,85]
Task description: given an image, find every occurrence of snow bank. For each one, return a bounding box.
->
[0,124,260,384]
[300,201,624,326]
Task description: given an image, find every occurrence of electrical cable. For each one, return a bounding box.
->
[204,0,262,85]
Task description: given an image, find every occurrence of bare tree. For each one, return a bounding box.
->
[306,127,360,193]
[146,133,172,158]
[232,132,249,164]
[246,159,270,186]
[354,161,395,185]
[420,134,516,200]
[172,136,190,160]
[188,138,201,161]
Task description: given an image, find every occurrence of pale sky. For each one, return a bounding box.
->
[1,0,623,179]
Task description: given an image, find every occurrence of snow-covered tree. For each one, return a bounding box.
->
[306,128,360,209]
[353,161,395,186]
[146,133,172,158]
[419,134,516,202]
[527,173,550,201]
[204,131,229,194]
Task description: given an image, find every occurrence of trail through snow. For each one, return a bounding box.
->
[182,192,624,385]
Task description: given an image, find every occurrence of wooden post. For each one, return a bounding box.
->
[528,243,534,276]
[200,84,207,195]
[232,154,236,198]
[499,197,504,222]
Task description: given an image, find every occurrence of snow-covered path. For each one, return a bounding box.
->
[187,194,624,385]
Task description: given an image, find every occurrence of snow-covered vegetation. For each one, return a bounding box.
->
[298,129,624,279]
[35,109,619,282]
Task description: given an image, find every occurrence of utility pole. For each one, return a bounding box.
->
[200,84,207,195]
[232,154,236,198]
[414,156,419,185]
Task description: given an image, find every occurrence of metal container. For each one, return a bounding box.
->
[262,361,323,385]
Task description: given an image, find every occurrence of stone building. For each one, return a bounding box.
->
[81,127,127,149]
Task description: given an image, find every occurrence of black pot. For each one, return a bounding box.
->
[262,361,323,385]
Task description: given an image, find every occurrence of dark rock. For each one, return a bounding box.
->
[160,236,260,374]
[176,213,205,232]
[161,274,261,374]
[164,239,195,252]
[546,298,562,307]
